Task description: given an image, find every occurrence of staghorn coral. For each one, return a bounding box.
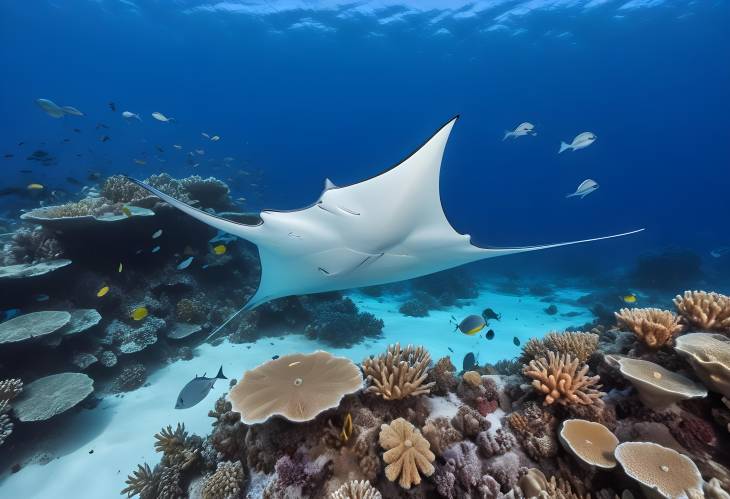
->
[362,343,435,400]
[493,358,523,376]
[379,417,435,489]
[121,463,159,499]
[0,378,22,402]
[614,307,684,348]
[422,417,463,456]
[427,356,458,396]
[450,404,490,437]
[0,226,63,265]
[201,460,245,499]
[154,423,188,456]
[518,468,588,499]
[330,480,382,499]
[674,290,730,334]
[524,351,604,406]
[520,331,599,364]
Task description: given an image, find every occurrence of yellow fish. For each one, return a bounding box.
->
[621,293,637,304]
[340,413,353,443]
[118,262,123,273]
[131,306,148,321]
[27,183,44,190]
[121,206,132,217]
[97,286,110,298]
[133,159,146,165]
[212,244,227,255]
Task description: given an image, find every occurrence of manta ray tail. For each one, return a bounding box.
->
[477,229,645,258]
[124,177,262,243]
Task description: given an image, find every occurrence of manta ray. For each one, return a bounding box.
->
[128,116,642,337]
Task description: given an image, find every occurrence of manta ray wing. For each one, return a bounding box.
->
[127,116,643,315]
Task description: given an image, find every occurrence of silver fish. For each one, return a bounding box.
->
[175,366,227,409]
[559,132,596,153]
[566,179,599,199]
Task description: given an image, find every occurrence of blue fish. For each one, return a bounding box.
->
[151,246,161,253]
[177,256,194,270]
[513,337,521,346]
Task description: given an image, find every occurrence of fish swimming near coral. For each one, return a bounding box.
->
[35,98,84,118]
[482,308,501,322]
[176,256,194,270]
[452,314,486,335]
[125,116,643,340]
[621,293,638,304]
[175,366,227,409]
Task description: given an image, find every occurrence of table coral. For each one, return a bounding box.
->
[378,417,435,489]
[674,290,730,334]
[614,307,684,348]
[524,351,604,406]
[362,343,435,400]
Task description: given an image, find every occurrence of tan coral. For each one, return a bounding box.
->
[330,480,383,499]
[521,331,599,364]
[674,333,730,398]
[615,308,684,348]
[201,461,244,499]
[422,417,463,456]
[379,417,435,489]
[614,442,703,499]
[618,357,707,410]
[154,423,188,455]
[518,468,588,499]
[524,351,604,406]
[559,419,618,469]
[121,463,158,498]
[463,370,482,387]
[674,290,730,334]
[229,351,362,424]
[362,343,435,400]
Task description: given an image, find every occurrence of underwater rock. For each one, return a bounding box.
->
[111,363,147,393]
[13,372,93,422]
[104,317,165,354]
[0,258,72,280]
[0,310,71,345]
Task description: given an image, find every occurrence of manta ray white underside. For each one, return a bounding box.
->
[129,116,642,313]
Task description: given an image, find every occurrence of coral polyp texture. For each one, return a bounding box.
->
[520,331,599,364]
[362,343,435,400]
[523,351,604,406]
[674,332,730,398]
[674,290,730,334]
[378,417,435,489]
[614,307,684,348]
[229,351,363,424]
[618,357,707,410]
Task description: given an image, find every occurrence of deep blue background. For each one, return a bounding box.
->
[1,1,728,281]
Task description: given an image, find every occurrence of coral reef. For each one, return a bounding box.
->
[675,333,730,398]
[427,356,458,396]
[0,226,64,265]
[12,372,93,422]
[362,343,435,400]
[304,297,384,347]
[617,357,707,410]
[0,310,71,345]
[379,417,435,489]
[111,364,147,393]
[614,307,684,348]
[524,351,604,406]
[121,463,159,498]
[102,173,232,210]
[520,331,599,364]
[330,480,382,499]
[674,290,730,334]
[201,461,245,499]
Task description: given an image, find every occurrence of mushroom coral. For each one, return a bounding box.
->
[674,291,730,334]
[614,442,703,499]
[362,343,435,400]
[229,351,362,424]
[618,358,707,410]
[523,351,604,406]
[379,417,435,489]
[559,419,618,469]
[674,333,730,398]
[615,308,684,348]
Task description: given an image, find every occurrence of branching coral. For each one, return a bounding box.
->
[518,468,588,499]
[0,227,63,265]
[201,461,244,499]
[330,480,382,499]
[524,351,604,406]
[362,343,435,400]
[121,463,159,498]
[102,173,232,210]
[154,423,188,455]
[674,290,730,334]
[450,405,490,437]
[614,307,684,348]
[427,356,458,396]
[520,331,599,364]
[379,417,435,489]
[476,428,516,458]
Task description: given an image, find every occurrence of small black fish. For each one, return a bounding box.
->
[100,135,111,142]
[155,145,164,153]
[76,153,83,157]
[463,352,477,371]
[62,138,71,143]
[73,128,81,133]
[272,355,279,360]
[19,169,32,173]
[485,329,495,340]
[18,141,25,146]
[88,449,94,454]
[109,101,116,112]
[4,154,13,159]
[269,342,274,346]
[447,347,454,353]
[513,337,521,346]
[482,308,501,322]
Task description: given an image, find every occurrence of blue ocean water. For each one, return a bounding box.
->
[1,1,730,498]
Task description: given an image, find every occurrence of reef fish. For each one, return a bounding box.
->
[566,179,599,199]
[210,135,220,142]
[482,308,501,322]
[152,246,161,253]
[36,98,84,118]
[710,247,730,258]
[453,314,486,335]
[462,352,477,371]
[26,183,44,190]
[503,122,536,140]
[152,112,173,123]
[118,262,123,273]
[131,307,148,321]
[621,293,637,304]
[177,256,194,270]
[126,116,643,342]
[122,111,141,121]
[175,366,227,409]
[559,132,596,153]
[212,244,227,255]
[485,329,495,340]
[152,229,163,239]
[97,286,110,297]
[513,337,521,346]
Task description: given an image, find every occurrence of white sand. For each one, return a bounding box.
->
[0,285,591,498]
